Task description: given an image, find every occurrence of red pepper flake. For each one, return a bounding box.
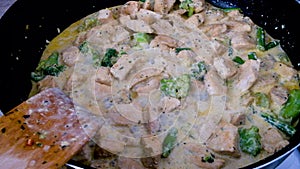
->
[26,138,34,146]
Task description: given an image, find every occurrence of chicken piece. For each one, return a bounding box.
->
[227,9,245,20]
[273,62,298,82]
[270,85,288,106]
[61,46,80,67]
[226,20,252,32]
[146,119,161,135]
[130,68,163,88]
[106,109,135,126]
[251,73,277,92]
[143,0,155,10]
[213,57,237,79]
[204,69,227,95]
[133,77,161,93]
[193,0,206,13]
[120,1,141,18]
[159,96,181,113]
[202,24,227,37]
[154,0,176,14]
[262,127,289,154]
[176,49,197,66]
[94,83,112,105]
[210,39,227,56]
[95,66,112,86]
[207,121,241,157]
[136,8,162,24]
[151,19,174,35]
[141,136,162,156]
[97,8,115,23]
[185,13,205,29]
[240,92,254,106]
[150,35,179,50]
[184,143,225,169]
[110,54,137,80]
[117,157,145,169]
[37,76,58,91]
[230,112,246,126]
[235,60,260,93]
[119,15,153,33]
[230,33,256,50]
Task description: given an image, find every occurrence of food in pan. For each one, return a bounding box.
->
[29,0,300,168]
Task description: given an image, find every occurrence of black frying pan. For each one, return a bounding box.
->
[0,0,299,168]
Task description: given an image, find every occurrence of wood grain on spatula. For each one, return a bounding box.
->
[0,88,91,169]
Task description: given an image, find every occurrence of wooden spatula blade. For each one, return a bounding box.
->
[0,88,90,169]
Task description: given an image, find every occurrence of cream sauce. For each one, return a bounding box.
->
[30,1,300,168]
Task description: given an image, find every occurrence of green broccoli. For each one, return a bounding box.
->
[77,15,100,32]
[280,89,300,120]
[179,0,195,17]
[31,51,65,82]
[162,127,178,158]
[238,126,262,156]
[101,48,119,67]
[254,92,270,108]
[79,41,102,67]
[160,74,191,99]
[190,61,208,81]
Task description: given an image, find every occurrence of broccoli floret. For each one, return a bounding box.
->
[238,126,262,156]
[160,74,191,99]
[162,127,178,158]
[190,61,208,81]
[101,48,119,67]
[133,32,152,44]
[31,51,65,82]
[77,15,100,32]
[254,92,270,108]
[79,41,102,67]
[179,0,195,17]
[280,89,300,120]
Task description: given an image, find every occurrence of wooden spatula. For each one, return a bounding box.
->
[0,88,93,169]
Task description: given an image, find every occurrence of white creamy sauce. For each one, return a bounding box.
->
[30,1,300,168]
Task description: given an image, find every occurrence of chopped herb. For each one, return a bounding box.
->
[265,40,280,50]
[256,27,280,51]
[232,56,245,64]
[248,52,257,60]
[175,47,192,54]
[201,154,215,163]
[261,113,296,137]
[256,27,265,51]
